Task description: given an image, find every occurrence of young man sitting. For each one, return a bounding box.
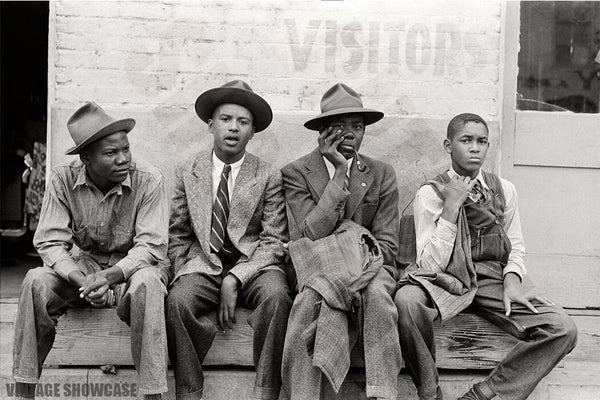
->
[395,112,577,400]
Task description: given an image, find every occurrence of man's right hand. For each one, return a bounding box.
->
[318,125,347,169]
[429,175,475,223]
[79,273,111,304]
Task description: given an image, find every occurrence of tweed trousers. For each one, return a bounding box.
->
[281,267,401,400]
[13,262,168,395]
[166,270,292,400]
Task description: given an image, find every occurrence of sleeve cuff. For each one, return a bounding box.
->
[114,258,139,281]
[228,270,247,288]
[503,264,525,281]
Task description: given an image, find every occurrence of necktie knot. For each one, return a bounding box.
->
[469,180,486,203]
[222,164,231,177]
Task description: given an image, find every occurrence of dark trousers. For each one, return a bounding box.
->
[166,269,292,400]
[394,272,578,400]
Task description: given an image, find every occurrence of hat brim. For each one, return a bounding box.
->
[195,87,273,133]
[65,118,135,155]
[304,107,384,131]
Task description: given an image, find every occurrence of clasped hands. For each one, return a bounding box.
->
[79,272,114,308]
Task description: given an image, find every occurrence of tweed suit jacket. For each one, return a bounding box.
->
[281,148,399,267]
[167,149,288,287]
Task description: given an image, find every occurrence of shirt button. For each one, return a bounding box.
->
[361,183,366,187]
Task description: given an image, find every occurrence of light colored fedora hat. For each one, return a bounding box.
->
[304,83,384,131]
[65,102,135,155]
[194,80,273,132]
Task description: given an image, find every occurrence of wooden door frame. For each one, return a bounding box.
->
[500,0,520,181]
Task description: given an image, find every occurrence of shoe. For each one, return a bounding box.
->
[457,387,484,400]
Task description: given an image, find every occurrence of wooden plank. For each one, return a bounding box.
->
[522,254,600,309]
[514,112,600,169]
[42,307,517,369]
[45,307,254,367]
[434,313,519,369]
[3,304,600,370]
[2,362,599,400]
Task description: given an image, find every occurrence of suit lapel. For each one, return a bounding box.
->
[228,153,260,245]
[189,150,216,258]
[303,148,331,200]
[345,156,374,218]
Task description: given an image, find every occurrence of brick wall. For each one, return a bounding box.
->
[49,0,504,210]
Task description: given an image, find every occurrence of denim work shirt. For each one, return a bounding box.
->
[33,158,169,281]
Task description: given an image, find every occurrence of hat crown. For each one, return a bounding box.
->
[320,83,364,113]
[64,102,135,155]
[194,79,273,132]
[67,102,118,146]
[220,79,254,92]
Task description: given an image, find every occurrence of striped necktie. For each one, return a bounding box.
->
[339,173,350,219]
[471,180,487,203]
[210,164,231,254]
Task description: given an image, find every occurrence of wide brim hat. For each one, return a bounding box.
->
[65,102,135,155]
[304,83,384,131]
[194,80,273,132]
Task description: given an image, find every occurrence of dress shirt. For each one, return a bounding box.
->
[33,158,169,281]
[323,156,353,181]
[212,152,245,201]
[414,167,526,279]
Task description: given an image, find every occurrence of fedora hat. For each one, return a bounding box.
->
[304,83,384,131]
[65,102,135,155]
[194,80,273,132]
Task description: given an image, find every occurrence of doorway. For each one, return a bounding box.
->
[1,1,49,259]
[501,1,600,310]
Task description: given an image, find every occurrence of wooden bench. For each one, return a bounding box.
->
[2,216,599,399]
[44,307,518,370]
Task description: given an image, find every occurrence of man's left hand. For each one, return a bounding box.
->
[218,274,241,331]
[79,273,110,304]
[503,273,554,316]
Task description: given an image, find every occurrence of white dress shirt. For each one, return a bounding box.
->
[323,157,353,181]
[413,167,526,279]
[212,152,245,202]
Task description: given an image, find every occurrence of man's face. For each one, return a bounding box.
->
[324,114,365,160]
[444,121,489,178]
[209,103,255,164]
[81,130,132,191]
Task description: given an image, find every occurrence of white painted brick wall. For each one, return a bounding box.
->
[49,0,504,210]
[51,0,502,117]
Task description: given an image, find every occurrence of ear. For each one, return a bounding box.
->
[207,119,214,134]
[250,126,256,140]
[79,152,90,165]
[443,138,452,155]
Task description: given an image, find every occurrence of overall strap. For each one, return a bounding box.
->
[481,170,507,225]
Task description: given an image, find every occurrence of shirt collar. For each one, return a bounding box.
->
[212,151,245,172]
[323,156,353,180]
[448,166,489,190]
[73,162,132,194]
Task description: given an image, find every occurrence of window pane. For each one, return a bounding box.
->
[518,1,600,113]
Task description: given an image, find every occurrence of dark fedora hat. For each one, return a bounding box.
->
[304,83,384,131]
[194,80,273,132]
[65,102,135,155]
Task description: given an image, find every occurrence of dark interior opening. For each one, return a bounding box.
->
[1,1,48,258]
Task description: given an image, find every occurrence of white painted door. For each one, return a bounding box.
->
[502,1,600,309]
